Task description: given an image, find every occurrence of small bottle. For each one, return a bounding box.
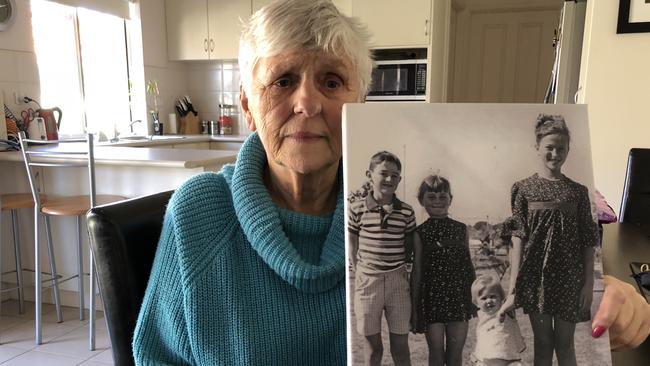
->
[152,111,163,135]
[218,104,233,135]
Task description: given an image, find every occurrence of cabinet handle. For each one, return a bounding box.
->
[209,39,215,52]
[424,19,429,36]
[204,39,208,52]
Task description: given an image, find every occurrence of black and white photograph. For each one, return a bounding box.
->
[343,103,612,365]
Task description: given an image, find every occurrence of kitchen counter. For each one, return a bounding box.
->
[99,133,248,147]
[0,145,238,169]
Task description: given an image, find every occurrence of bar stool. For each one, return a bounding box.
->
[0,193,31,315]
[18,132,125,349]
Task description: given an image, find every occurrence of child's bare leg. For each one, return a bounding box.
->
[388,332,411,366]
[425,323,445,366]
[445,321,469,366]
[529,313,554,366]
[364,333,383,366]
[553,317,577,366]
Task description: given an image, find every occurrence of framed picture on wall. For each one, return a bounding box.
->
[617,0,650,33]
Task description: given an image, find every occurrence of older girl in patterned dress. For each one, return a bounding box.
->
[411,175,476,366]
[500,115,599,366]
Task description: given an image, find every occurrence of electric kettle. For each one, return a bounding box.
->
[36,107,62,140]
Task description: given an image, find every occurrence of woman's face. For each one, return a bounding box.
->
[421,191,452,218]
[241,50,361,176]
[536,133,569,173]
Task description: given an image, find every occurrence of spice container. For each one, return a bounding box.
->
[218,104,233,135]
[210,120,220,136]
[201,120,210,134]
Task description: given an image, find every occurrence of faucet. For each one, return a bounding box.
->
[128,119,143,134]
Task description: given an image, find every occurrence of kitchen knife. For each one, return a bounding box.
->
[183,95,198,116]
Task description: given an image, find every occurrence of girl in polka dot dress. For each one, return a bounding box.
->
[499,114,599,366]
[411,175,476,366]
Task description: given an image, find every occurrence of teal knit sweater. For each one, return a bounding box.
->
[132,133,346,365]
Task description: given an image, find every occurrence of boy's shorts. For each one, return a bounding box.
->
[354,266,411,336]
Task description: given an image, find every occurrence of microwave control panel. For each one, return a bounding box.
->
[416,64,427,95]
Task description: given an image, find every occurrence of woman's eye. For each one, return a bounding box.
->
[273,78,292,88]
[324,76,343,89]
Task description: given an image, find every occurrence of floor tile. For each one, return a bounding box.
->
[78,361,112,366]
[0,345,27,363]
[35,325,109,360]
[0,320,79,350]
[86,349,113,364]
[1,350,83,366]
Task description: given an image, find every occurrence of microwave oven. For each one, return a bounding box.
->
[366,59,427,101]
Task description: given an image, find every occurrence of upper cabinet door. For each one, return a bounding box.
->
[352,0,432,48]
[166,0,210,60]
[208,0,251,60]
[252,0,274,13]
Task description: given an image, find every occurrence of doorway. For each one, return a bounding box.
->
[447,0,568,103]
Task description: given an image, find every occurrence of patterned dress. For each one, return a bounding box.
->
[417,217,476,329]
[511,174,599,323]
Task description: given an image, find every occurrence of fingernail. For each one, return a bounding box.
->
[592,325,606,338]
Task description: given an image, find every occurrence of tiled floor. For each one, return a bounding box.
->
[0,300,113,365]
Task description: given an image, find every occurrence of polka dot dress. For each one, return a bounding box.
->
[511,173,599,323]
[416,217,476,329]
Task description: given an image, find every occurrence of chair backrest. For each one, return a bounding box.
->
[18,131,97,208]
[619,148,650,226]
[86,190,173,366]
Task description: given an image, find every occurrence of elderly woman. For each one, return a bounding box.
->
[132,0,370,364]
[132,0,649,365]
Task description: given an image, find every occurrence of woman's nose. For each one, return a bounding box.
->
[293,79,322,117]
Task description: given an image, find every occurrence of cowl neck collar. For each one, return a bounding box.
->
[230,133,345,293]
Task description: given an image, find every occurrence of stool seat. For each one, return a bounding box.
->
[1,193,46,211]
[41,195,126,216]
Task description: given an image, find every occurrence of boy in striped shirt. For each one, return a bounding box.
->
[349,151,417,366]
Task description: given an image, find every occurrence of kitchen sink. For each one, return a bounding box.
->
[117,135,187,141]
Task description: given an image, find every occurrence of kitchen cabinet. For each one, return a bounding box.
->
[172,142,211,150]
[210,141,243,151]
[251,0,273,12]
[166,0,251,60]
[351,0,432,48]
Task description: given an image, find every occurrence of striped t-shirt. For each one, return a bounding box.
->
[348,193,416,274]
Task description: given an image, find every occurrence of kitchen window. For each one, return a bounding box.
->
[30,0,145,138]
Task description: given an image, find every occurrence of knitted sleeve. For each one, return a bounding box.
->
[132,208,195,366]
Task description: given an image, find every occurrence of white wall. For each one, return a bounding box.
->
[579,0,650,215]
[0,0,40,125]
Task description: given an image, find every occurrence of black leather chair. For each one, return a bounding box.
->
[86,190,173,366]
[619,148,650,226]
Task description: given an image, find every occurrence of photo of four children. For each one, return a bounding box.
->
[344,104,612,365]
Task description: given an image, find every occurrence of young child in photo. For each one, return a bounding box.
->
[500,114,599,365]
[471,275,526,366]
[410,175,475,366]
[348,151,417,366]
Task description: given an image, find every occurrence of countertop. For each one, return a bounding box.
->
[98,134,248,147]
[0,145,238,169]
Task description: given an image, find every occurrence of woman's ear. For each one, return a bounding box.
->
[240,84,256,132]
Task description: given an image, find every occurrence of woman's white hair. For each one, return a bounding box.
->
[238,0,373,99]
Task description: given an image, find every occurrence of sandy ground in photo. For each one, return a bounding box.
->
[348,248,612,366]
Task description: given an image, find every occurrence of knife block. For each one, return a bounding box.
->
[179,114,200,135]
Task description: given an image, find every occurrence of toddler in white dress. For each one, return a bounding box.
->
[471,275,526,366]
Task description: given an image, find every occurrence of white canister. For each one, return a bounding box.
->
[27,117,47,140]
[167,113,178,134]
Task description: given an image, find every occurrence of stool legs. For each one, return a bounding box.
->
[34,209,41,345]
[44,216,63,323]
[76,216,84,321]
[11,210,25,314]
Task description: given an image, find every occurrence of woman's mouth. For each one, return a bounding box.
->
[286,132,322,142]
